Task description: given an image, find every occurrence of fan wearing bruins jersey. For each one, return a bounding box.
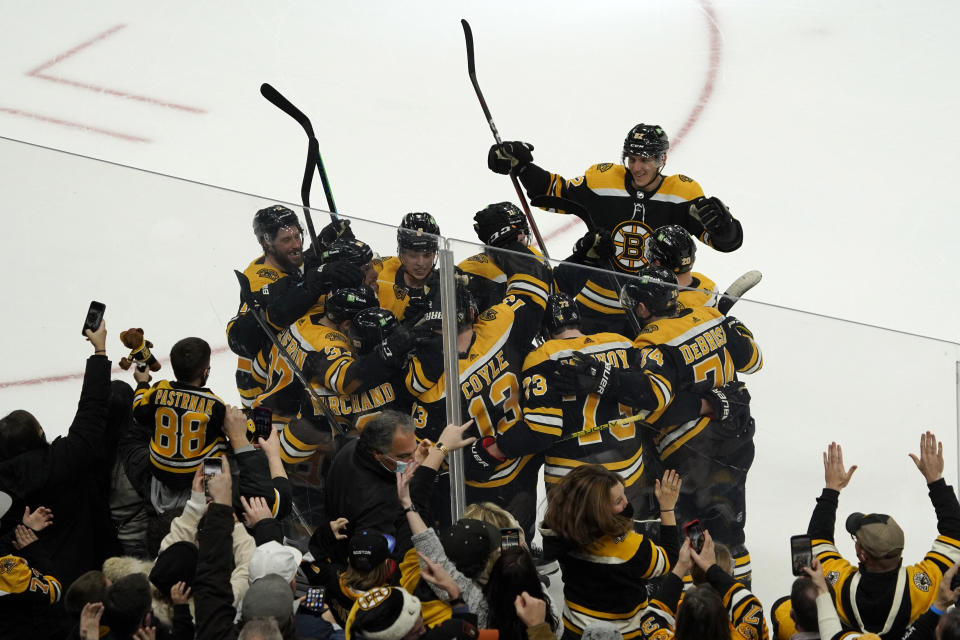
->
[796,437,960,640]
[488,124,743,275]
[0,554,62,628]
[227,206,362,408]
[132,337,227,490]
[405,243,550,535]
[373,212,441,324]
[615,267,762,585]
[491,293,672,514]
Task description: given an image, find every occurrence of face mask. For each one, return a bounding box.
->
[381,454,410,474]
[621,502,635,520]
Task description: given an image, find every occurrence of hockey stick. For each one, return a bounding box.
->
[234,270,346,437]
[529,194,643,336]
[558,413,653,443]
[260,84,340,256]
[716,270,762,315]
[460,19,550,260]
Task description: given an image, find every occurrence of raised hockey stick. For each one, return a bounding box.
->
[716,270,762,314]
[234,270,346,437]
[260,83,339,256]
[529,194,643,336]
[460,19,550,260]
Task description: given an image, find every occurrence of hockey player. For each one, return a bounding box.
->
[131,337,227,506]
[227,205,362,408]
[493,292,673,514]
[459,202,546,313]
[644,224,719,310]
[488,124,743,274]
[616,266,761,585]
[405,242,550,534]
[373,212,441,322]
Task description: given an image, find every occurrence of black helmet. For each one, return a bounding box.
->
[324,286,377,325]
[253,205,302,245]
[397,212,440,253]
[644,225,696,274]
[619,267,678,318]
[622,124,669,161]
[543,293,581,335]
[321,239,374,268]
[473,202,529,246]
[349,308,399,355]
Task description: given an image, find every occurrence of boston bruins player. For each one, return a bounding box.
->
[488,124,743,274]
[405,243,550,534]
[227,205,362,408]
[494,293,673,514]
[619,266,762,585]
[644,225,719,311]
[373,212,441,322]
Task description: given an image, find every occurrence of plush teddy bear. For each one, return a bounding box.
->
[118,328,162,371]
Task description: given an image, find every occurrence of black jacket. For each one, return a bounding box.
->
[194,503,239,640]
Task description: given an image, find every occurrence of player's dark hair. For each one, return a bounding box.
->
[483,547,559,639]
[65,570,109,616]
[359,410,414,456]
[103,573,152,637]
[170,337,211,383]
[674,585,729,640]
[790,577,818,632]
[542,464,630,548]
[0,410,45,460]
[940,608,960,640]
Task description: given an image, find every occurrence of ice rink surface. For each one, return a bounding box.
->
[2,0,959,610]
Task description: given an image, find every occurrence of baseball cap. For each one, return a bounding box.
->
[249,541,303,583]
[845,512,905,559]
[440,518,500,579]
[349,529,397,572]
[347,586,421,640]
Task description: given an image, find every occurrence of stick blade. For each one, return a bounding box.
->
[460,19,475,73]
[717,270,762,314]
[259,82,314,137]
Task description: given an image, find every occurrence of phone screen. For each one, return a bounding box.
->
[683,519,704,553]
[82,301,106,336]
[203,458,223,476]
[790,535,813,576]
[252,407,273,441]
[500,528,521,551]
[303,587,325,614]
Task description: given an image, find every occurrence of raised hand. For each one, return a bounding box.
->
[170,581,192,605]
[240,495,274,528]
[654,469,682,512]
[22,506,53,531]
[908,431,944,484]
[823,442,857,491]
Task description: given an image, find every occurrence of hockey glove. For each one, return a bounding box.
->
[703,381,751,432]
[552,352,619,397]
[572,228,614,262]
[374,326,418,369]
[317,218,355,247]
[724,316,754,340]
[690,197,734,237]
[305,261,365,297]
[487,141,534,175]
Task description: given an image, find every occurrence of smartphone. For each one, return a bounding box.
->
[81,301,106,336]
[790,534,813,576]
[500,528,521,552]
[252,407,273,442]
[302,586,325,615]
[683,519,704,553]
[202,457,223,497]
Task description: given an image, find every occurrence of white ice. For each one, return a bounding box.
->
[1,0,958,611]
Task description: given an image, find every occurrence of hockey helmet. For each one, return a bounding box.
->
[622,124,669,161]
[543,293,581,335]
[322,238,374,268]
[349,308,399,355]
[397,212,441,253]
[619,266,679,318]
[644,225,696,274]
[324,286,378,325]
[473,202,529,246]
[253,205,302,245]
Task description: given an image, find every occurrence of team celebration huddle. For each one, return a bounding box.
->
[2,120,958,640]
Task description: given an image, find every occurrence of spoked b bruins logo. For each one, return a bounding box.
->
[612,220,653,272]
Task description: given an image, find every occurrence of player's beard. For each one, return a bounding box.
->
[269,245,303,273]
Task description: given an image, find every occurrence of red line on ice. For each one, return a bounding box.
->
[0,106,151,142]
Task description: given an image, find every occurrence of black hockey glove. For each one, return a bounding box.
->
[724,316,754,340]
[703,381,752,439]
[552,352,619,397]
[305,261,364,297]
[317,218,355,247]
[487,141,534,175]
[572,228,614,262]
[374,326,419,369]
[690,197,734,237]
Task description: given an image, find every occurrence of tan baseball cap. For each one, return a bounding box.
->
[845,512,904,559]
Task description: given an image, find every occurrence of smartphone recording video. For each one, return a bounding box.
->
[683,519,704,553]
[500,528,521,552]
[790,534,813,576]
